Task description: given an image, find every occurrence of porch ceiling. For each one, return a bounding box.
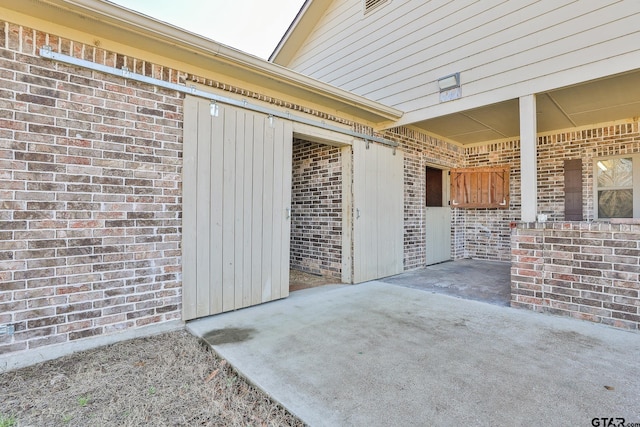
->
[411,69,640,145]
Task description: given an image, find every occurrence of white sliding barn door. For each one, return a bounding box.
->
[353,142,404,283]
[183,96,293,320]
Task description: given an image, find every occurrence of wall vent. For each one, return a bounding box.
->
[364,0,389,15]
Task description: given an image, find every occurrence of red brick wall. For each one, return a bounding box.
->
[9,15,639,355]
[512,221,640,330]
[536,124,640,221]
[461,122,640,261]
[0,22,184,354]
[290,140,342,279]
[0,19,400,357]
[462,140,521,261]
[384,127,465,268]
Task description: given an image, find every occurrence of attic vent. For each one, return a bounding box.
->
[364,0,388,14]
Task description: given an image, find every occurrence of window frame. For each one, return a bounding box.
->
[425,165,449,208]
[593,154,640,219]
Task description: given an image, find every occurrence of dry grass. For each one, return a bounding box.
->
[0,330,305,427]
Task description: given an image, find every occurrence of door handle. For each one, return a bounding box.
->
[356,208,361,219]
[285,207,291,219]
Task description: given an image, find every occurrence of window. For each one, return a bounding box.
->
[425,166,444,207]
[449,166,510,209]
[594,155,640,218]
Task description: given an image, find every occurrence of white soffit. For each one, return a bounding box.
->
[410,69,640,145]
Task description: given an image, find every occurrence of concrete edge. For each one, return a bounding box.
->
[289,283,349,298]
[0,319,185,373]
[184,324,307,423]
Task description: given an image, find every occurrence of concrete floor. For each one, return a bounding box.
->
[188,281,640,426]
[381,259,511,306]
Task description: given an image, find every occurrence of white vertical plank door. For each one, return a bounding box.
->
[196,100,214,317]
[181,96,198,320]
[353,142,404,283]
[182,96,293,320]
[250,116,265,306]
[425,207,452,265]
[209,102,224,315]
[425,169,452,265]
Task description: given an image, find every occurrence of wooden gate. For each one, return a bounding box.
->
[182,96,293,320]
[353,142,404,283]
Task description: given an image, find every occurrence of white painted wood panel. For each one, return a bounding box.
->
[233,109,245,310]
[209,98,224,316]
[378,145,404,278]
[353,141,404,283]
[285,0,640,122]
[196,100,212,318]
[271,120,284,300]
[181,96,198,320]
[250,116,265,306]
[425,207,451,265]
[182,96,292,320]
[279,123,293,299]
[261,116,275,302]
[242,113,254,308]
[222,106,236,312]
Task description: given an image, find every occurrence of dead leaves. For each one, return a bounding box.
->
[205,369,219,383]
[205,360,227,383]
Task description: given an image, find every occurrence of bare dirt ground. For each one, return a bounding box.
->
[289,269,338,292]
[0,330,305,427]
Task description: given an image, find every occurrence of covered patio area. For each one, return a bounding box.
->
[380,259,511,306]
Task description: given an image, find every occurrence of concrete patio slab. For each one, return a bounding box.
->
[380,259,511,306]
[187,281,640,426]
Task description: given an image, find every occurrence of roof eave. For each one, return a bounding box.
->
[270,0,332,67]
[1,0,402,123]
[269,0,311,63]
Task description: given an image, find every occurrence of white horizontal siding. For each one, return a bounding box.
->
[286,0,640,121]
[351,1,594,100]
[288,0,361,71]
[303,0,501,87]
[372,1,640,107]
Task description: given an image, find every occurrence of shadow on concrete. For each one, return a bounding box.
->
[380,259,511,306]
